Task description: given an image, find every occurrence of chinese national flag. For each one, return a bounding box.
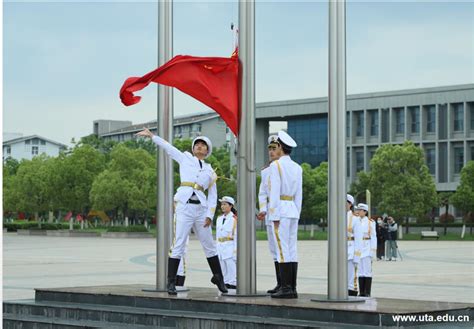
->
[120,51,240,135]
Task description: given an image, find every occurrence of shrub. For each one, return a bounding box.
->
[107,225,149,233]
[439,213,455,224]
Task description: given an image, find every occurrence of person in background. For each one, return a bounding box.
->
[385,217,398,261]
[376,217,386,261]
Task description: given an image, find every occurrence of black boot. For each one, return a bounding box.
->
[267,262,282,293]
[365,277,372,297]
[271,263,295,299]
[176,275,185,287]
[348,290,358,296]
[291,262,298,298]
[358,277,366,297]
[207,256,228,293]
[167,258,180,295]
[225,284,237,289]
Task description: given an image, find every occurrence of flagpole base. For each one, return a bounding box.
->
[311,296,368,303]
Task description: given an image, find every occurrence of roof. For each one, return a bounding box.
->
[3,135,68,148]
[101,111,219,137]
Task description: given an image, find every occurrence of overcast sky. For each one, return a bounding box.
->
[3,0,473,145]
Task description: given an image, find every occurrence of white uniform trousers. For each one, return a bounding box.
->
[266,223,278,261]
[348,260,359,291]
[218,256,236,286]
[358,257,372,277]
[170,202,217,259]
[272,217,299,263]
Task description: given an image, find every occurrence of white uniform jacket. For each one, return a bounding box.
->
[216,212,237,260]
[347,211,363,263]
[359,216,377,258]
[152,135,217,219]
[267,155,303,221]
[258,165,272,225]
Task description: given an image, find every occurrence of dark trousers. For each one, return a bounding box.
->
[377,240,385,259]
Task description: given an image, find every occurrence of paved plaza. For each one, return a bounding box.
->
[3,233,474,303]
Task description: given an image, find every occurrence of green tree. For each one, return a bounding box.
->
[451,161,474,223]
[367,141,438,233]
[349,171,371,204]
[438,191,454,236]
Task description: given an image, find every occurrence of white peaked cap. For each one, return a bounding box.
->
[219,196,235,205]
[277,131,297,148]
[268,135,278,145]
[347,194,355,205]
[356,203,369,211]
[192,136,212,158]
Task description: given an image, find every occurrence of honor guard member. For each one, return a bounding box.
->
[346,194,362,296]
[175,237,189,289]
[216,196,238,289]
[268,131,303,299]
[136,128,227,295]
[355,203,376,297]
[257,135,282,293]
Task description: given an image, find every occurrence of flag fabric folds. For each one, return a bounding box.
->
[120,51,240,135]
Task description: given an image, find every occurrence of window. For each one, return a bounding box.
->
[191,123,201,132]
[40,140,46,145]
[355,150,364,172]
[370,110,378,136]
[426,105,436,133]
[32,146,39,155]
[394,108,405,134]
[25,140,30,145]
[346,148,350,177]
[346,112,350,138]
[409,106,420,133]
[453,103,464,132]
[355,112,364,137]
[471,146,474,161]
[470,105,474,130]
[425,148,435,175]
[32,138,39,145]
[6,146,11,154]
[454,147,464,174]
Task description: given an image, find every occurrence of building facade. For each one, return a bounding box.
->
[3,135,67,161]
[256,84,474,193]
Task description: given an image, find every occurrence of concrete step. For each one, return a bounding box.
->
[3,299,361,329]
[3,313,151,329]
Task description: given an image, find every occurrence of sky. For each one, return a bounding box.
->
[3,0,474,145]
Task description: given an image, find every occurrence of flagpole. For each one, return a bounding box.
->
[236,0,257,295]
[156,0,173,291]
[327,0,347,301]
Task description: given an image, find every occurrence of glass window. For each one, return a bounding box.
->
[470,105,474,130]
[355,111,364,137]
[6,146,11,154]
[425,148,435,175]
[409,106,420,133]
[471,146,474,161]
[426,105,436,133]
[32,146,39,155]
[370,110,378,136]
[25,140,30,145]
[394,108,405,134]
[453,103,464,132]
[346,148,350,177]
[355,150,364,172]
[40,140,46,145]
[32,138,39,145]
[454,147,464,174]
[346,112,350,138]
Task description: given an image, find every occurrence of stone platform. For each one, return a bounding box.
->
[3,284,473,328]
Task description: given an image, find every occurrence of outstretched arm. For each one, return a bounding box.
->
[135,128,184,163]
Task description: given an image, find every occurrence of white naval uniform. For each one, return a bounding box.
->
[177,236,189,277]
[268,155,303,263]
[152,135,218,259]
[216,212,237,286]
[258,165,278,261]
[358,216,377,277]
[347,211,363,291]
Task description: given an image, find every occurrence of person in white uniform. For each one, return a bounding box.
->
[267,131,303,299]
[136,128,227,295]
[346,194,362,296]
[216,196,238,289]
[257,135,282,293]
[354,203,376,297]
[175,237,189,289]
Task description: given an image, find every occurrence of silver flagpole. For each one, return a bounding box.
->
[327,0,347,301]
[236,0,257,296]
[156,0,173,291]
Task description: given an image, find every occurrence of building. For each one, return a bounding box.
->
[3,135,68,161]
[97,84,474,195]
[96,112,230,148]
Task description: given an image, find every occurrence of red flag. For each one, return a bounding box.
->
[120,51,240,135]
[64,211,72,221]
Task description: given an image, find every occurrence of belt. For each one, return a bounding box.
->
[347,237,354,241]
[363,237,370,240]
[280,195,294,201]
[187,199,201,204]
[181,182,204,192]
[218,237,234,242]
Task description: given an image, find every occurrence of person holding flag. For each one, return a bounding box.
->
[135,128,227,295]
